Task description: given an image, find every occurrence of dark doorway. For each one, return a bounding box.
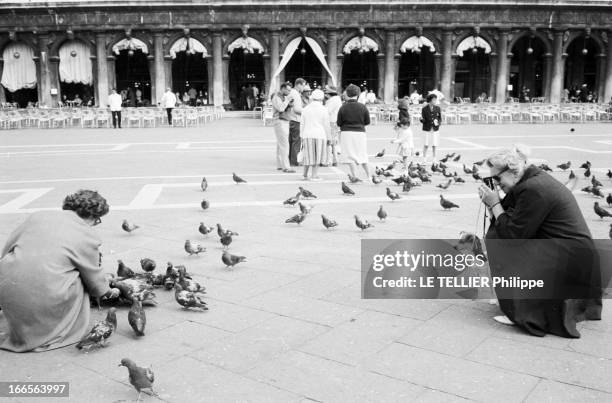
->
[341,50,378,94]
[455,48,491,102]
[3,87,38,108]
[59,83,94,107]
[229,49,264,110]
[172,51,208,105]
[114,49,151,106]
[564,36,599,101]
[509,36,545,100]
[398,47,436,99]
[284,39,323,88]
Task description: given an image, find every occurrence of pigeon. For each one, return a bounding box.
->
[283,194,301,206]
[607,193,612,207]
[584,167,591,178]
[76,308,117,350]
[220,233,233,249]
[177,266,206,294]
[462,164,474,174]
[117,260,135,279]
[472,172,482,182]
[592,187,605,198]
[222,251,247,269]
[232,172,247,183]
[386,187,401,201]
[607,169,612,179]
[570,128,575,132]
[582,185,593,194]
[391,176,406,185]
[438,162,448,170]
[341,182,355,196]
[381,170,394,178]
[375,149,385,158]
[377,205,387,221]
[321,214,338,229]
[442,170,454,178]
[285,213,307,225]
[557,161,571,171]
[440,195,460,210]
[298,202,314,215]
[594,202,612,219]
[163,262,179,290]
[128,298,146,337]
[402,181,412,193]
[372,175,382,185]
[201,199,210,210]
[174,284,208,310]
[298,187,317,199]
[445,152,456,159]
[184,240,206,255]
[474,159,486,166]
[198,222,214,236]
[592,176,603,188]
[375,166,384,176]
[437,179,452,190]
[140,258,156,273]
[122,219,139,233]
[569,170,576,180]
[110,278,156,305]
[454,176,465,183]
[118,358,155,402]
[539,164,553,172]
[439,156,449,163]
[216,223,239,238]
[348,174,362,183]
[354,215,374,231]
[452,154,461,162]
[200,177,208,192]
[580,161,592,169]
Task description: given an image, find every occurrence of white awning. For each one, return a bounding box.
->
[169,37,208,58]
[456,36,492,57]
[400,36,436,53]
[342,36,379,54]
[112,38,149,55]
[1,42,37,92]
[228,36,264,54]
[59,40,93,85]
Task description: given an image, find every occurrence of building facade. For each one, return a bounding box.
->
[1,0,612,108]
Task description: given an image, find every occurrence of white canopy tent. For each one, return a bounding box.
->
[169,37,208,58]
[112,38,149,55]
[1,42,37,92]
[228,36,264,54]
[342,36,379,54]
[400,36,436,53]
[268,36,336,97]
[456,36,492,57]
[59,40,93,84]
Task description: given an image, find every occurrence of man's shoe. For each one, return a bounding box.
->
[277,168,283,171]
[283,169,296,173]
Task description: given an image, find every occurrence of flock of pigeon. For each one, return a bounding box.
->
[76,153,612,400]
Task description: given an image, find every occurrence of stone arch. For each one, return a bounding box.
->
[106,32,152,57]
[224,32,268,55]
[0,37,37,57]
[49,35,95,58]
[163,31,212,58]
[563,31,605,55]
[279,32,327,56]
[452,31,497,56]
[508,30,552,56]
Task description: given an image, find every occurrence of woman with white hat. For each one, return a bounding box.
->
[299,89,331,180]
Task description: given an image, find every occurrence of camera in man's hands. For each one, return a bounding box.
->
[483,176,495,190]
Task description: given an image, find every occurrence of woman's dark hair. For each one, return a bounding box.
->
[62,189,109,220]
[426,93,437,102]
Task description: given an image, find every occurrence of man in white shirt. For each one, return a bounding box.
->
[160,88,177,126]
[286,78,306,167]
[410,90,422,105]
[271,83,294,173]
[366,90,377,104]
[108,88,123,129]
[358,87,368,104]
[428,88,445,105]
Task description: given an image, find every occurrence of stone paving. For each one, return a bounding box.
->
[0,118,611,402]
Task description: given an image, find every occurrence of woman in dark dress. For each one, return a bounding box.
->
[478,146,602,338]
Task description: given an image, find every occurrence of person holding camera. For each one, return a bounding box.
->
[420,93,442,162]
[271,83,295,173]
[478,146,602,338]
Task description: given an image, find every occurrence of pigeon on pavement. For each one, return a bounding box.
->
[321,214,338,229]
[184,240,206,255]
[354,215,374,231]
[557,161,571,171]
[128,298,146,337]
[594,202,612,219]
[286,213,307,225]
[122,219,139,233]
[375,149,385,158]
[174,284,208,310]
[117,260,135,279]
[440,195,460,210]
[118,358,155,402]
[298,187,317,199]
[76,308,117,350]
[201,199,210,210]
[386,187,401,201]
[222,251,247,269]
[377,205,387,221]
[341,182,355,195]
[198,222,214,236]
[200,177,208,192]
[233,172,247,183]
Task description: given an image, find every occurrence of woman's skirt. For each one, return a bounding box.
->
[301,138,326,166]
[339,131,369,164]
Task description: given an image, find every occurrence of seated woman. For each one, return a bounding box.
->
[479,146,602,338]
[0,190,116,352]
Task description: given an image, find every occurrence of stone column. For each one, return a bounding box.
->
[107,56,116,94]
[596,53,606,103]
[377,53,385,99]
[36,33,53,107]
[383,29,395,103]
[488,52,498,102]
[269,29,280,92]
[433,53,442,89]
[164,57,173,93]
[604,31,612,103]
[152,32,165,106]
[206,57,213,104]
[450,55,458,100]
[440,29,453,100]
[327,29,338,86]
[393,54,400,100]
[212,31,224,106]
[495,30,509,103]
[95,32,109,107]
[550,30,565,104]
[337,55,343,88]
[49,56,61,107]
[264,54,271,95]
[543,53,553,101]
[222,55,230,105]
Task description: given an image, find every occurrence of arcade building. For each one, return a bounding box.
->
[1,0,612,109]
